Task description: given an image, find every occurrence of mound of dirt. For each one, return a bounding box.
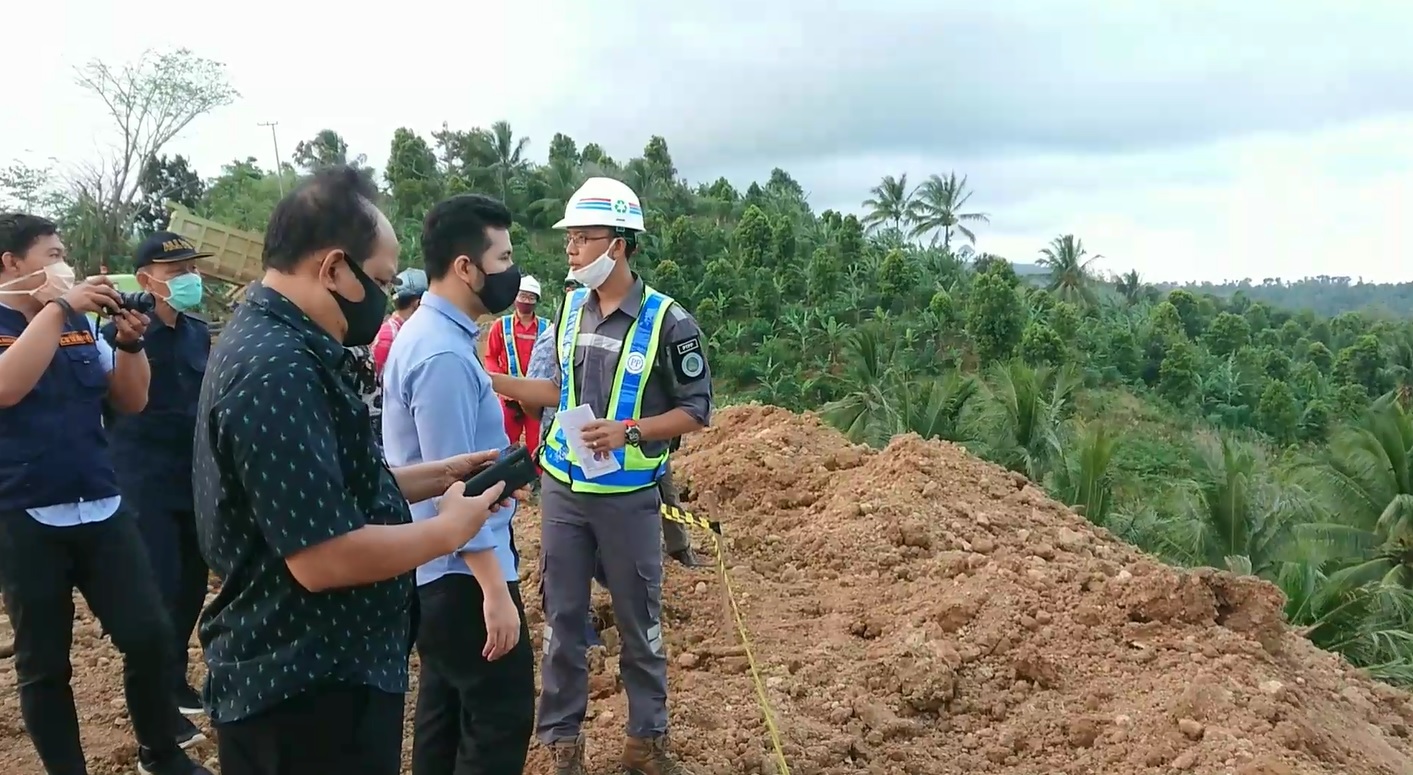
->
[4,404,1412,775]
[574,404,1412,775]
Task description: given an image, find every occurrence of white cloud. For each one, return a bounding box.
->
[4,0,1411,283]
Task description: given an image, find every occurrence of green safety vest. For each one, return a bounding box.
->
[539,285,673,494]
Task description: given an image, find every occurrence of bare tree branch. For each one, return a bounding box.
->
[71,48,238,262]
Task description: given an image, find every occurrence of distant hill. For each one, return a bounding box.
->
[1010,263,1411,319]
[1158,277,1413,319]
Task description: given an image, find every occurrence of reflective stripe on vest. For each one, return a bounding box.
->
[540,286,673,494]
[501,315,547,378]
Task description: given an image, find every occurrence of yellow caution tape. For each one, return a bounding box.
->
[661,503,789,775]
[659,503,721,534]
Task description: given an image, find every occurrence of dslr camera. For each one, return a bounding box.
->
[115,291,157,315]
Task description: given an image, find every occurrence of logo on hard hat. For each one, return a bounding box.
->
[624,352,647,375]
[613,199,628,214]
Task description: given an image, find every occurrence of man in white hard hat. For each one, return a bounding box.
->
[491,177,710,775]
[486,274,549,460]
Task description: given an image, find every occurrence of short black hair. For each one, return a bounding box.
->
[0,213,59,262]
[421,194,513,281]
[394,293,420,311]
[262,165,381,272]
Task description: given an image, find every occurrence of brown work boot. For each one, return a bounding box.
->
[549,736,588,775]
[622,734,694,775]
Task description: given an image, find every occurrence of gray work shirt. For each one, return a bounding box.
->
[527,276,712,459]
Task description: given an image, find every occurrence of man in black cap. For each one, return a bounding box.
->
[102,231,214,743]
[0,213,211,775]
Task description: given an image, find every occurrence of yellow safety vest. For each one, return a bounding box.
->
[539,286,673,494]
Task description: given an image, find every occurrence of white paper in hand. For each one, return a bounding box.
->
[558,404,621,479]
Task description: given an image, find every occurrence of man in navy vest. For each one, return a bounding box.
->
[102,231,214,744]
[0,213,210,775]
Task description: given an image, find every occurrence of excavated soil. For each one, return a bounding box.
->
[3,404,1413,774]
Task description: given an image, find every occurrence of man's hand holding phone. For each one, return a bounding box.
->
[442,449,532,506]
[432,480,505,554]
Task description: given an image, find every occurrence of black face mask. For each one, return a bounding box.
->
[476,263,522,315]
[336,256,388,347]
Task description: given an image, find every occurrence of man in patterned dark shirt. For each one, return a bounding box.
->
[193,166,522,775]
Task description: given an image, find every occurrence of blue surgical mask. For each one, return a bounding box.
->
[161,274,204,312]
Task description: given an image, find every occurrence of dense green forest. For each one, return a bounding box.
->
[3,50,1412,686]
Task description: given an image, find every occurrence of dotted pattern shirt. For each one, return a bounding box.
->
[192,283,414,724]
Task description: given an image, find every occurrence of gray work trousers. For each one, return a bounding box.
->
[536,474,669,743]
[658,460,692,555]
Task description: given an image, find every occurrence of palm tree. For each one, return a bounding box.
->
[1115,270,1143,306]
[488,120,530,202]
[896,372,978,444]
[526,160,583,228]
[861,174,915,234]
[906,172,989,249]
[1047,421,1120,525]
[973,360,1082,482]
[1167,433,1313,575]
[1305,394,1413,589]
[1038,234,1101,305]
[1235,396,1413,682]
[821,326,904,446]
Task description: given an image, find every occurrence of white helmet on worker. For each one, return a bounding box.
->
[553,177,645,233]
[519,275,541,299]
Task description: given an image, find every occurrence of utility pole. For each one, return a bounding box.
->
[258,121,284,196]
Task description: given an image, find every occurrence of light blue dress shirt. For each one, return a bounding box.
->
[28,315,122,526]
[381,292,518,587]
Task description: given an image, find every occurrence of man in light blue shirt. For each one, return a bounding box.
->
[381,194,534,774]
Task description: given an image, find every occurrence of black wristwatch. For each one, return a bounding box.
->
[624,420,642,447]
[115,337,145,354]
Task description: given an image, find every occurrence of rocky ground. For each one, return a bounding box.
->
[2,404,1411,774]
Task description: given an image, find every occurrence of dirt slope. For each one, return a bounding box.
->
[2,404,1411,774]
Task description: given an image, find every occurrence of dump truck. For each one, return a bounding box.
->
[166,204,263,308]
[160,204,267,337]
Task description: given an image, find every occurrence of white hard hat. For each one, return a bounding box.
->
[519,276,541,297]
[553,177,645,232]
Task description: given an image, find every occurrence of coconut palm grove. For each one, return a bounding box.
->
[4,56,1413,691]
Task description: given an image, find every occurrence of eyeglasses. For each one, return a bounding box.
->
[563,233,615,249]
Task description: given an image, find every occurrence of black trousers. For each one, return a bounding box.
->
[215,683,404,775]
[0,508,180,775]
[131,503,208,693]
[412,575,535,775]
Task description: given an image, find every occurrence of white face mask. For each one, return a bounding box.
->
[0,262,76,302]
[569,240,618,290]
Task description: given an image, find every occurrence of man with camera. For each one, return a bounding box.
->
[0,213,211,775]
[102,231,214,743]
[382,194,535,774]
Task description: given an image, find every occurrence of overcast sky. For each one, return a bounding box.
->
[6,0,1410,282]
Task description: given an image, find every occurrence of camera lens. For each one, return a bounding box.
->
[117,291,156,315]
